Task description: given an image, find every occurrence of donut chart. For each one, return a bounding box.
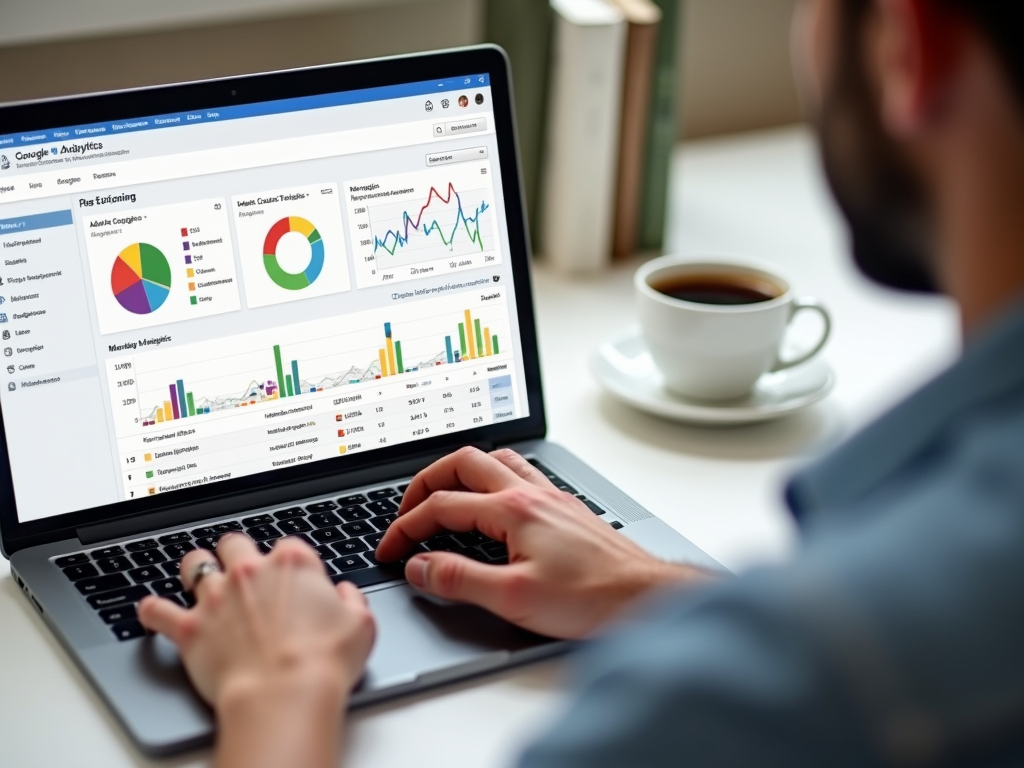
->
[263,216,324,290]
[111,243,172,315]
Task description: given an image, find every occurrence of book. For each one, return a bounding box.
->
[483,0,554,252]
[540,0,627,272]
[637,0,684,252]
[608,0,662,260]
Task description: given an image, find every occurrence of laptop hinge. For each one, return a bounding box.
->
[77,441,494,545]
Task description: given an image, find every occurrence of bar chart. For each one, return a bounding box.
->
[115,289,513,430]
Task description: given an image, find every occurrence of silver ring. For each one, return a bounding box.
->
[190,559,221,592]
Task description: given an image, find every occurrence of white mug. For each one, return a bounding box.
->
[635,256,831,401]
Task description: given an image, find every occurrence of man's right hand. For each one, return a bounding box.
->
[375,447,709,640]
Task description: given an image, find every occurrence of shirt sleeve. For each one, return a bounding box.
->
[515,574,882,768]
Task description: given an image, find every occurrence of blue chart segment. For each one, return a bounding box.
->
[346,165,502,288]
[372,183,490,258]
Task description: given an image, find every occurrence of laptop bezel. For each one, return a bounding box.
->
[0,45,546,557]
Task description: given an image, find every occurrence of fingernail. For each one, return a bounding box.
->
[406,557,428,588]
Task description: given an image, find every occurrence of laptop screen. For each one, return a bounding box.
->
[0,73,530,524]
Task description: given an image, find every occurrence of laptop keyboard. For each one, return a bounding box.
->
[52,462,617,642]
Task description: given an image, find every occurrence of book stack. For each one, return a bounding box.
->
[485,0,683,272]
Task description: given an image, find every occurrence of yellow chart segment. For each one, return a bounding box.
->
[119,242,143,277]
[289,216,316,238]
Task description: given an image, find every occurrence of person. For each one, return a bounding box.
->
[139,0,1024,765]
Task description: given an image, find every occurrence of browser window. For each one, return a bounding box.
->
[0,75,528,523]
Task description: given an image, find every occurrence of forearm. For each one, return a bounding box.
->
[215,674,348,768]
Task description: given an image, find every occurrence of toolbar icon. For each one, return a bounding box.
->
[2,331,9,340]
[6,366,13,375]
[0,313,7,323]
[3,348,11,357]
[7,382,14,392]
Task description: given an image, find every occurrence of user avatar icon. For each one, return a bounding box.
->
[458,95,469,108]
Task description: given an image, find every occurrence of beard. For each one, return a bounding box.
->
[815,2,937,293]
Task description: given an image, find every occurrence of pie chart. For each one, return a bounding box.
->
[111,243,172,314]
[263,216,324,291]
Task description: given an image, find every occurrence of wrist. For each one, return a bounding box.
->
[217,663,349,727]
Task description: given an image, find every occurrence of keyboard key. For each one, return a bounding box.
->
[338,505,372,522]
[311,527,344,543]
[555,482,578,494]
[482,541,508,558]
[163,560,182,576]
[581,499,607,516]
[365,499,398,516]
[163,542,195,560]
[306,500,338,514]
[87,584,150,609]
[158,532,192,545]
[337,494,367,506]
[322,560,337,576]
[364,532,384,549]
[314,544,337,561]
[273,507,305,520]
[125,539,159,552]
[180,591,197,607]
[195,536,224,551]
[277,518,313,535]
[99,604,137,624]
[90,545,125,560]
[152,578,183,596]
[257,541,274,555]
[332,564,405,588]
[367,487,399,500]
[332,555,368,572]
[332,538,368,556]
[97,556,133,574]
[111,620,147,641]
[341,521,372,537]
[371,514,397,532]
[280,533,314,547]
[76,573,130,598]
[308,511,342,528]
[398,483,410,493]
[453,531,486,547]
[242,514,274,528]
[213,521,243,534]
[247,524,281,542]
[191,526,216,538]
[54,553,90,568]
[425,536,461,552]
[130,549,167,566]
[128,565,165,583]
[62,563,99,581]
[610,521,624,530]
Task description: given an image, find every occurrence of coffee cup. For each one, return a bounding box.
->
[635,256,831,401]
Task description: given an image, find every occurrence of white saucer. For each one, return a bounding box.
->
[592,326,834,425]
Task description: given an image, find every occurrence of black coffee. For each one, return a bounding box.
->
[652,273,781,306]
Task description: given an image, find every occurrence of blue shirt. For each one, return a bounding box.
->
[520,301,1024,767]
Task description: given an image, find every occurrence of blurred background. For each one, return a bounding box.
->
[0,0,800,139]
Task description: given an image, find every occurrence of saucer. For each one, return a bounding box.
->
[591,326,834,426]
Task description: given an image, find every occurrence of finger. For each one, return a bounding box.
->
[488,448,558,490]
[379,489,517,561]
[138,595,191,645]
[270,535,322,571]
[398,446,528,514]
[216,532,261,571]
[336,579,369,607]
[405,552,519,616]
[180,548,224,598]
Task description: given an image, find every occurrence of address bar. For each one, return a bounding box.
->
[4,118,485,205]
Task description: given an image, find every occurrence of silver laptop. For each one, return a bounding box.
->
[0,46,720,755]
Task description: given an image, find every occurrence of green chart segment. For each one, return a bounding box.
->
[263,216,325,290]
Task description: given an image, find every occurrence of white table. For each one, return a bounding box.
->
[0,127,958,768]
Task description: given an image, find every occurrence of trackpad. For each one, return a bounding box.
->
[358,583,556,693]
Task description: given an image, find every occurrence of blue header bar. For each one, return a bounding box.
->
[0,74,491,150]
[0,209,74,234]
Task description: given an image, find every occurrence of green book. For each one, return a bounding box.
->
[484,0,554,251]
[637,0,683,251]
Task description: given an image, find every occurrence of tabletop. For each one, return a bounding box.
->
[0,126,958,768]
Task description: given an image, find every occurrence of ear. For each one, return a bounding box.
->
[875,0,966,137]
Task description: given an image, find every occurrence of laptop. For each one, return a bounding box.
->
[0,45,720,755]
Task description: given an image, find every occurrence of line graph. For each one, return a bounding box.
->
[372,182,490,258]
[347,164,503,288]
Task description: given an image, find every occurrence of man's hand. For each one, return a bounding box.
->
[377,447,707,640]
[138,535,375,768]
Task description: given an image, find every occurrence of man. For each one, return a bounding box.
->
[139,1,1024,766]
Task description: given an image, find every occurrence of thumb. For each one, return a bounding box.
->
[405,552,513,612]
